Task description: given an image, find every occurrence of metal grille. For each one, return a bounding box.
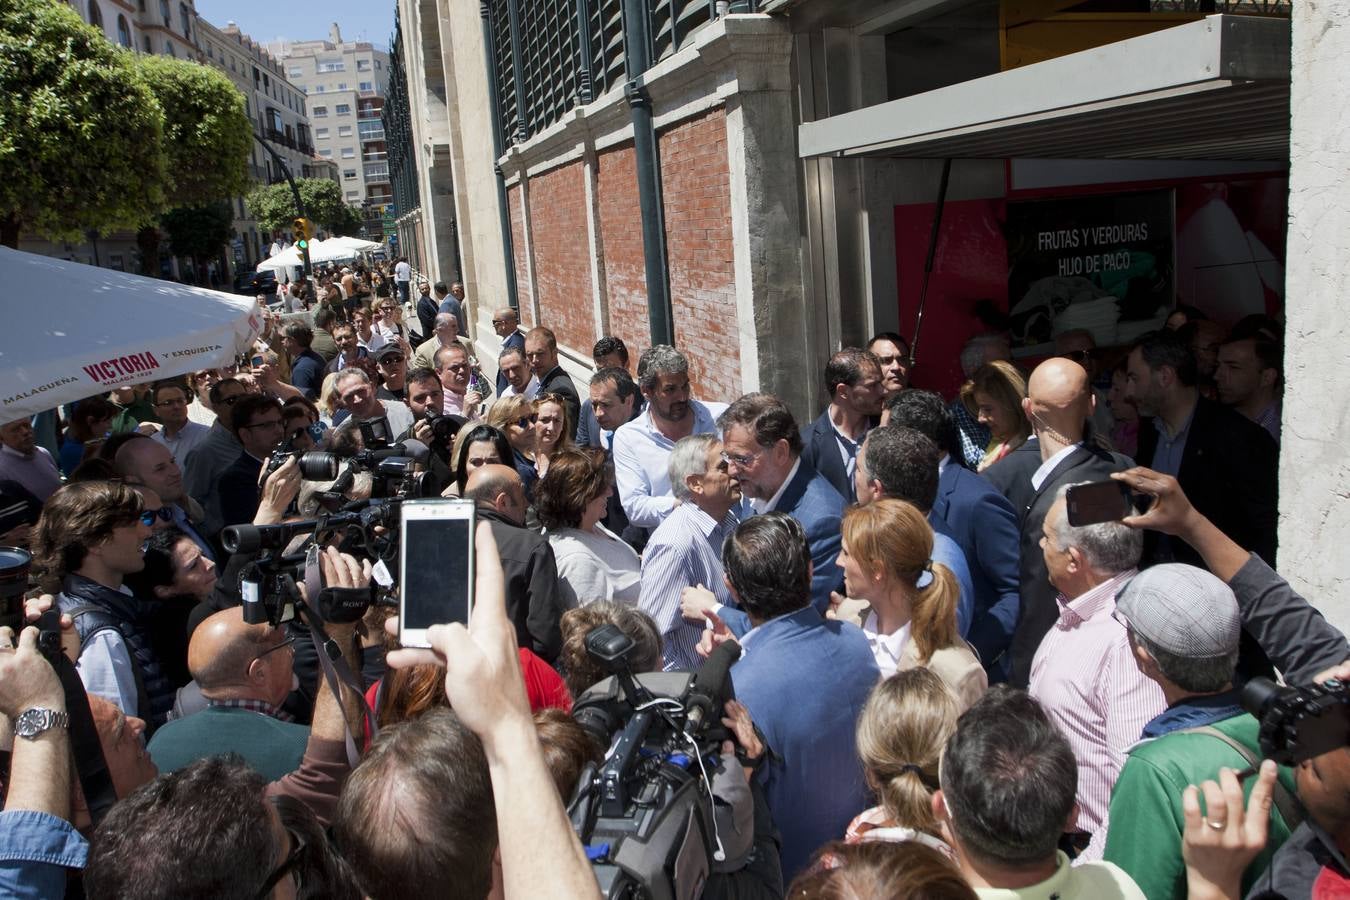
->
[385,9,421,221]
[490,0,727,149]
[519,0,582,135]
[1149,0,1290,10]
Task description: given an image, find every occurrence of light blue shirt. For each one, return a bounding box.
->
[638,502,741,672]
[612,400,727,528]
[0,810,89,898]
[1149,406,1196,478]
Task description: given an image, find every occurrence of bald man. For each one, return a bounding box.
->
[985,358,1135,686]
[146,607,308,780]
[465,464,565,662]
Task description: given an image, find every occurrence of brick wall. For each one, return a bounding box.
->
[595,142,651,366]
[660,109,741,403]
[506,183,532,326]
[526,162,595,355]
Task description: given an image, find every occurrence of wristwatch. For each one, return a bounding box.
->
[13,708,69,740]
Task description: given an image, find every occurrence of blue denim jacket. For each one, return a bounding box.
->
[0,810,88,898]
[1140,688,1245,739]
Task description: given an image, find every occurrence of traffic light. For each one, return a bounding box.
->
[293,217,313,250]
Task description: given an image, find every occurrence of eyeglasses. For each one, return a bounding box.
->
[255,823,307,899]
[378,355,405,365]
[139,507,174,527]
[242,418,285,432]
[721,447,765,469]
[255,635,296,662]
[517,415,538,428]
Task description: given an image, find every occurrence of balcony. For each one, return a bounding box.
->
[362,151,388,163]
[357,110,381,121]
[358,127,386,142]
[363,163,391,182]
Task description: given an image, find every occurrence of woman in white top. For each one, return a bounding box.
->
[836,499,986,710]
[372,297,409,344]
[535,447,641,608]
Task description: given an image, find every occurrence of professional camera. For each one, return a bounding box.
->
[302,438,435,507]
[264,422,328,478]
[1241,676,1350,767]
[568,625,742,900]
[423,412,465,449]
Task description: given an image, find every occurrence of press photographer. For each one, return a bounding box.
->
[399,366,461,493]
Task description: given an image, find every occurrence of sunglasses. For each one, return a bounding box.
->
[254,823,307,898]
[139,507,174,527]
[1059,349,1093,364]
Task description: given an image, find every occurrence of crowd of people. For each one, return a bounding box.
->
[0,276,1345,900]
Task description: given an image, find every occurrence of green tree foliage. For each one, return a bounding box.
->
[133,55,252,208]
[0,0,167,246]
[246,178,365,236]
[161,202,234,260]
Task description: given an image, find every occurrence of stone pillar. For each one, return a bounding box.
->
[1280,1,1350,630]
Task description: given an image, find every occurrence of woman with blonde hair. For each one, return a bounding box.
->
[845,668,961,855]
[959,359,1029,471]
[838,499,986,709]
[486,395,541,496]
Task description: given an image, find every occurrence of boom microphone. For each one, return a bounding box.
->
[684,640,742,733]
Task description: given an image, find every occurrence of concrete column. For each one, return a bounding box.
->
[1280,1,1350,631]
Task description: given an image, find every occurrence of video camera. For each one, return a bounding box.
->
[568,626,742,900]
[1242,676,1350,767]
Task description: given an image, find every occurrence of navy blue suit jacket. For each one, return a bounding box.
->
[496,331,525,395]
[798,409,873,502]
[732,606,878,884]
[932,461,1022,673]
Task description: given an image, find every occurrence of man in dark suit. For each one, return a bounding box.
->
[492,306,525,395]
[524,326,581,426]
[719,393,846,612]
[886,390,1022,676]
[1126,329,1278,567]
[799,347,883,502]
[214,395,286,535]
[985,359,1133,687]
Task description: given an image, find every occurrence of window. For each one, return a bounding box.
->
[375,60,382,70]
[116,14,131,46]
[164,41,175,57]
[340,147,355,158]
[317,60,345,72]
[337,125,353,137]
[179,3,191,39]
[347,191,360,200]
[312,106,328,117]
[337,83,347,91]
[87,0,102,29]
[315,127,329,139]
[335,104,351,115]
[343,169,357,181]
[359,81,373,92]
[142,35,151,53]
[320,149,333,158]
[356,59,371,71]
[289,66,303,77]
[358,120,384,139]
[206,43,213,59]
[312,85,326,93]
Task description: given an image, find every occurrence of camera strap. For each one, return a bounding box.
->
[302,550,379,768]
[1182,725,1305,831]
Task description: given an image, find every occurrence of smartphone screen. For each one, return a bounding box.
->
[399,502,474,647]
[1065,480,1133,527]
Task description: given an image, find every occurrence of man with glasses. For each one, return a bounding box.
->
[216,395,287,531]
[333,369,415,439]
[373,343,409,402]
[493,306,525,394]
[184,377,250,541]
[39,481,176,729]
[147,607,308,781]
[115,434,216,562]
[187,368,221,426]
[1054,328,1114,439]
[1028,487,1163,852]
[148,380,209,470]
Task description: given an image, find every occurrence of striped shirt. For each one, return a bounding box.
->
[1029,569,1165,835]
[638,502,740,672]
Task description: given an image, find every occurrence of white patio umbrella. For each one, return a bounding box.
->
[256,244,302,272]
[0,247,261,422]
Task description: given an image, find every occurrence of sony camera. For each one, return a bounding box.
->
[568,626,741,900]
[1241,676,1349,766]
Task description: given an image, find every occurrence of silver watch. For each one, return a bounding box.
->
[14,708,69,740]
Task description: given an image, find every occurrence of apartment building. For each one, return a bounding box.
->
[277,24,392,233]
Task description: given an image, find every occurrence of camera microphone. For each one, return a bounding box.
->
[684,640,742,734]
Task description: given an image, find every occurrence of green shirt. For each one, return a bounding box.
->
[146,705,309,782]
[1102,712,1296,900]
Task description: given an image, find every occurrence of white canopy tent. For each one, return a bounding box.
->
[0,247,261,422]
[256,236,382,272]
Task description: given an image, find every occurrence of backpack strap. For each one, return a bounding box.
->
[1183,724,1305,831]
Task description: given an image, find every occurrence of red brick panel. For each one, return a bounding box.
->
[660,108,741,403]
[595,142,651,365]
[526,162,595,355]
[507,183,533,327]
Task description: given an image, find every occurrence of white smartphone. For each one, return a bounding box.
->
[398,499,475,649]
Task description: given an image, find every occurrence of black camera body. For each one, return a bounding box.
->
[1242,676,1350,767]
[568,626,740,900]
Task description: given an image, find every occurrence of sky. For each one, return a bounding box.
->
[193,0,397,50]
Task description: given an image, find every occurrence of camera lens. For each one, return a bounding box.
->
[1240,676,1284,719]
[299,451,340,481]
[0,546,33,602]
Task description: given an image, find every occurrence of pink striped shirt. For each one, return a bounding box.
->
[1029,569,1166,834]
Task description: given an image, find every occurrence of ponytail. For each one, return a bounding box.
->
[910,562,960,664]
